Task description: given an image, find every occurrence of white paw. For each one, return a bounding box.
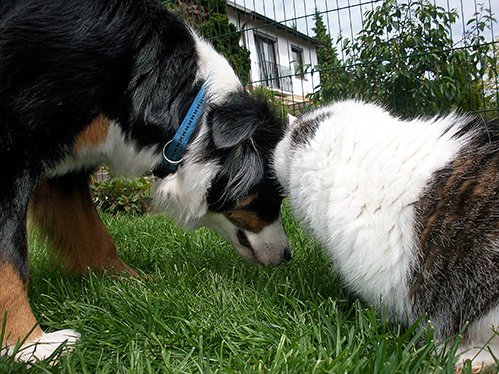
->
[456,346,497,371]
[13,329,80,362]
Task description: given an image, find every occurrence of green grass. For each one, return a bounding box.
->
[0,204,493,373]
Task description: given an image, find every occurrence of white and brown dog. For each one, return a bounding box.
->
[0,0,290,362]
[274,100,499,368]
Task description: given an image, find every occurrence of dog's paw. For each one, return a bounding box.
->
[14,329,80,362]
[454,362,493,374]
[455,347,498,373]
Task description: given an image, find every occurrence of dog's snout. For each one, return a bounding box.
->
[237,227,291,266]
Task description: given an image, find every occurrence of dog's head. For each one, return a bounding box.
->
[154,91,290,266]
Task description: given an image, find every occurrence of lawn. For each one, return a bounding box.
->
[0,203,489,373]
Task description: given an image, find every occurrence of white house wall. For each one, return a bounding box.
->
[227,7,320,100]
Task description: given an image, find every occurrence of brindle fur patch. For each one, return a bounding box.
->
[410,118,499,342]
[291,111,333,147]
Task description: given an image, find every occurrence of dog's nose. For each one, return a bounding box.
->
[283,246,291,262]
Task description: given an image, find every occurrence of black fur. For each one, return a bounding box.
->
[0,0,202,280]
[206,93,285,215]
[0,0,285,278]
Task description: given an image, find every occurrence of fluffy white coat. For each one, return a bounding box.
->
[274,100,499,367]
[274,100,465,319]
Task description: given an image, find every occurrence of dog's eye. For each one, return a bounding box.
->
[237,229,252,248]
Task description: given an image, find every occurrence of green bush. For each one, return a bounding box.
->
[91,173,152,215]
[311,0,497,118]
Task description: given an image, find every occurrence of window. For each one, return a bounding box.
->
[253,33,292,92]
[255,33,279,88]
[291,46,304,78]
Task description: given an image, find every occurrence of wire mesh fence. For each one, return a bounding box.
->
[166,0,498,119]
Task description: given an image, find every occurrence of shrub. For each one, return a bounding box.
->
[91,172,152,215]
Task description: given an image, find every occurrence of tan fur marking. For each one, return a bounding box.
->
[29,179,138,277]
[222,193,268,233]
[223,210,267,233]
[236,195,256,209]
[0,263,42,345]
[74,114,110,154]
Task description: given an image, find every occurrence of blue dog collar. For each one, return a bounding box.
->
[161,76,210,173]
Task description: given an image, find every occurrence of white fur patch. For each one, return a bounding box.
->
[50,121,161,178]
[191,31,242,105]
[153,122,220,228]
[154,159,220,228]
[199,212,255,260]
[245,217,289,266]
[2,329,80,363]
[458,305,499,367]
[274,100,465,321]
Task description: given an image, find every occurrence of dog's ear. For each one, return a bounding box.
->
[211,118,257,149]
[208,92,262,149]
[209,108,258,149]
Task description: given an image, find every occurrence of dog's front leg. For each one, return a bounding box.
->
[0,174,79,361]
[0,262,43,353]
[0,262,79,361]
[28,171,138,277]
[0,173,42,348]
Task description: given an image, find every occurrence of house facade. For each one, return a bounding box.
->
[226,1,320,109]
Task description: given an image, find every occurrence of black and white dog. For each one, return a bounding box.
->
[0,0,290,361]
[274,100,499,368]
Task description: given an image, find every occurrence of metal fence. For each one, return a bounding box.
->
[168,0,498,119]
